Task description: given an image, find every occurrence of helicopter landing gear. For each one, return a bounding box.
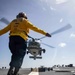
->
[39,49,45,56]
[29,56,42,60]
[27,51,29,54]
[39,51,42,56]
[42,49,46,53]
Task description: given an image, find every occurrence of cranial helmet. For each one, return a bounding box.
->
[16,12,27,19]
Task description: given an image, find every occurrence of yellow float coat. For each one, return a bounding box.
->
[0,18,46,40]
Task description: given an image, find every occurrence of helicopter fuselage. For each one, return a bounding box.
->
[27,39,45,60]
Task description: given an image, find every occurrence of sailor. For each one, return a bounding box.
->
[0,12,51,75]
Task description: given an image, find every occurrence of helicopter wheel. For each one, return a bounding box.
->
[39,51,42,56]
[27,51,29,54]
[43,49,46,53]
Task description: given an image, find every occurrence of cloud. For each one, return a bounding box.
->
[50,6,56,11]
[59,18,63,23]
[58,43,66,47]
[56,0,68,4]
[70,33,75,38]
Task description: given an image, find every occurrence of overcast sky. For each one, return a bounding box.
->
[0,0,75,68]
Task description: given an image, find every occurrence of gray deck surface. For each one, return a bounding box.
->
[0,68,75,75]
[0,68,31,75]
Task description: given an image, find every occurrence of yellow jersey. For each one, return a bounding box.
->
[0,18,47,40]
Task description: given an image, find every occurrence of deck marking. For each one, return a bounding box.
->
[28,72,39,75]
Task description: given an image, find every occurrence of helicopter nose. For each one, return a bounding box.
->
[33,52,36,54]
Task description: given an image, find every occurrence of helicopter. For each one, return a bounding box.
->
[0,17,72,60]
[27,38,46,59]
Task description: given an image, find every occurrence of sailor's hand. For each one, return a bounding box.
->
[46,33,51,37]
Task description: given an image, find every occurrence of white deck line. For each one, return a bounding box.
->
[28,72,39,75]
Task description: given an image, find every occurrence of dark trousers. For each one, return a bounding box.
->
[9,36,27,68]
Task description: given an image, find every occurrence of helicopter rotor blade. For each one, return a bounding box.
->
[36,36,46,40]
[35,24,72,40]
[0,17,10,24]
[41,42,55,48]
[51,24,72,35]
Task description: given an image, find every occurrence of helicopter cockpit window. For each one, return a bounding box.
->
[28,40,40,47]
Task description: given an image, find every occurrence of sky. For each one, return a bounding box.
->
[0,0,75,68]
